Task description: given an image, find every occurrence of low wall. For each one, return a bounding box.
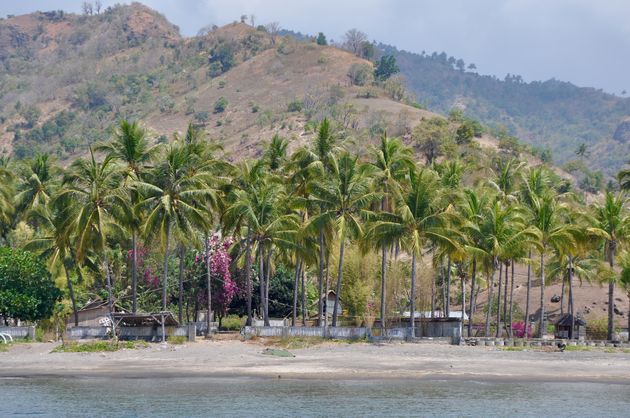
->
[242,326,369,340]
[66,324,196,341]
[0,326,35,340]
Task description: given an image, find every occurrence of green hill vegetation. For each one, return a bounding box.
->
[379,43,630,178]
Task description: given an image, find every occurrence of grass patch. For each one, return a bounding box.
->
[52,340,148,353]
[0,344,8,352]
[500,346,528,351]
[168,336,187,345]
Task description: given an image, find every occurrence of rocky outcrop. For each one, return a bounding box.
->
[613,118,630,143]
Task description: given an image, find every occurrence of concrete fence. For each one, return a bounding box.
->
[242,326,369,340]
[0,326,35,340]
[66,324,196,342]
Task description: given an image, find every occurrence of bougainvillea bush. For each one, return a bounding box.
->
[512,320,533,338]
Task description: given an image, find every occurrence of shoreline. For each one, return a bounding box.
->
[2,340,630,384]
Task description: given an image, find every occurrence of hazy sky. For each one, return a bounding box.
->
[3,0,629,94]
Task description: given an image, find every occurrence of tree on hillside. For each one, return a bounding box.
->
[265,22,281,45]
[412,117,453,164]
[374,55,399,81]
[343,29,368,56]
[316,32,327,46]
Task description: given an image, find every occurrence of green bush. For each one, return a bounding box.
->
[221,315,244,331]
[287,100,303,112]
[169,335,187,345]
[214,97,228,113]
[586,317,608,340]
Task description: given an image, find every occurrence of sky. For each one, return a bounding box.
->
[3,0,629,95]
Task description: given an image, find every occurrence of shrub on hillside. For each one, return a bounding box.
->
[213,97,228,113]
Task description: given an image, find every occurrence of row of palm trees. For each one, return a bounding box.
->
[2,117,630,339]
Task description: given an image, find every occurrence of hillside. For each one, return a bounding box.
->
[380,44,630,177]
[0,4,441,162]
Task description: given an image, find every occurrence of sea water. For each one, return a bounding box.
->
[1,377,629,417]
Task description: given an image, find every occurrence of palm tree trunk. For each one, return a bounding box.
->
[508,261,515,337]
[503,262,509,332]
[460,273,466,338]
[380,243,387,330]
[409,251,417,339]
[301,265,307,326]
[446,256,451,317]
[560,277,565,316]
[467,259,477,337]
[524,249,532,339]
[324,251,330,328]
[607,244,615,341]
[318,229,324,326]
[264,247,272,326]
[104,256,115,338]
[132,230,138,314]
[63,263,79,327]
[162,224,171,312]
[495,261,503,337]
[244,228,253,326]
[205,233,212,334]
[568,254,574,339]
[485,264,496,337]
[431,269,436,318]
[258,244,265,324]
[539,251,546,338]
[178,245,185,324]
[292,257,301,326]
[332,237,345,327]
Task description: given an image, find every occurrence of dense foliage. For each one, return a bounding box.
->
[0,247,61,323]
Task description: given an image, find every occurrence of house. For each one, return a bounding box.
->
[66,299,121,328]
[322,290,342,317]
[554,313,586,339]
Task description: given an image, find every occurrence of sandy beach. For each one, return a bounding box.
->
[1,339,630,383]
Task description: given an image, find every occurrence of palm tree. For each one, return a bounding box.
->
[136,143,216,330]
[293,118,339,325]
[592,191,630,340]
[310,152,378,327]
[368,167,459,338]
[458,188,491,336]
[95,119,158,313]
[618,250,630,338]
[24,204,81,326]
[468,200,538,336]
[264,134,289,172]
[14,154,59,226]
[0,157,15,242]
[54,150,128,324]
[529,193,576,337]
[368,133,413,329]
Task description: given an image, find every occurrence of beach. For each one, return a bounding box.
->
[2,339,630,383]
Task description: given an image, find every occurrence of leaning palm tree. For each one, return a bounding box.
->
[95,119,158,313]
[368,167,460,338]
[592,191,630,340]
[368,133,414,329]
[310,152,378,327]
[54,151,129,321]
[24,204,81,326]
[136,143,216,326]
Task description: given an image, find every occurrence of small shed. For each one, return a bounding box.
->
[555,314,586,339]
[66,299,122,328]
[321,290,342,317]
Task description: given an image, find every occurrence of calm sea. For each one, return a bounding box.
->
[1,377,628,417]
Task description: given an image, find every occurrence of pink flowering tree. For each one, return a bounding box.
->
[196,234,237,327]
